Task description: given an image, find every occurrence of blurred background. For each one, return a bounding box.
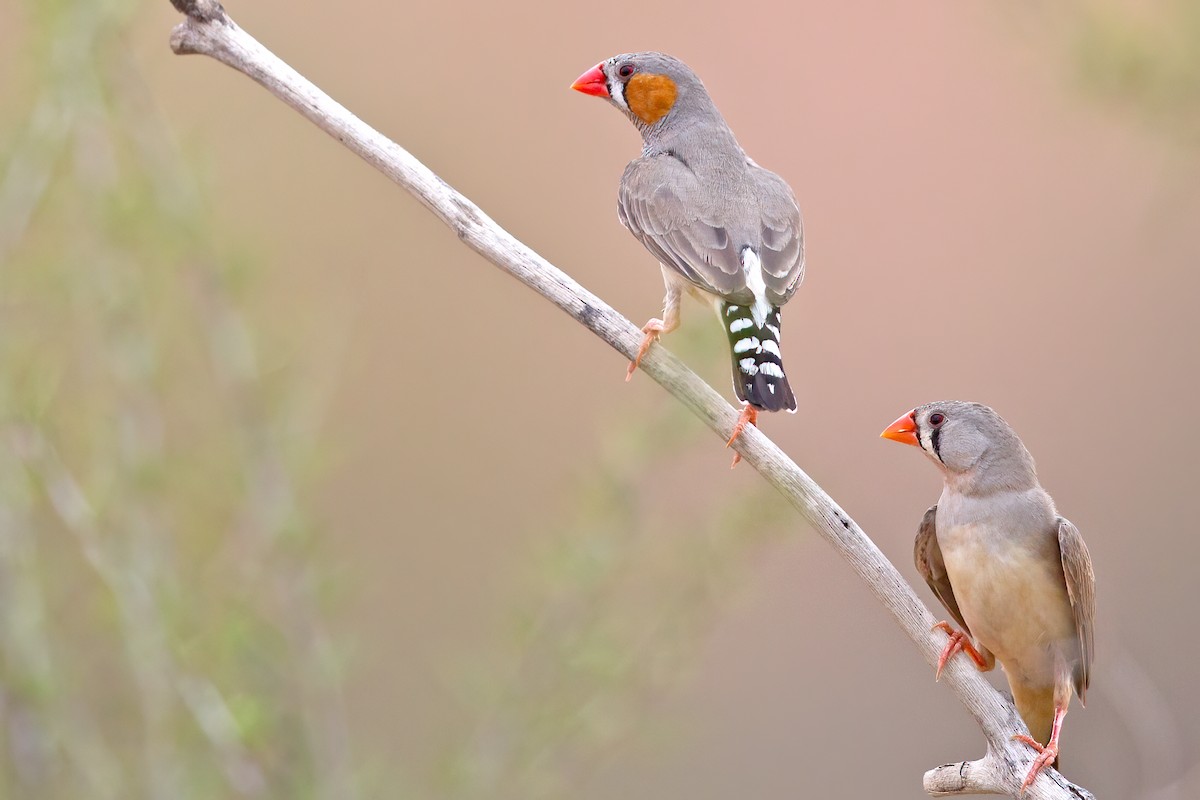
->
[1,0,1197,797]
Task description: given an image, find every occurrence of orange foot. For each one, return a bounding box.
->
[626,319,666,381]
[725,405,759,468]
[1012,734,1059,791]
[931,621,989,681]
[1012,703,1066,792]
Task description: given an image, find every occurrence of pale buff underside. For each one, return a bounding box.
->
[938,520,1075,743]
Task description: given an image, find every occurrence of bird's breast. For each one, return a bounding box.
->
[937,518,1076,688]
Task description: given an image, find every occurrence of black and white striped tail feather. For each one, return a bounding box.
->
[721,302,796,413]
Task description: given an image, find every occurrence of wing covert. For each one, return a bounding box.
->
[1056,516,1096,702]
[914,506,970,634]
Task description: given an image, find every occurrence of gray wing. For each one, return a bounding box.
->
[747,163,805,304]
[914,506,971,634]
[619,155,744,299]
[618,155,804,305]
[1057,516,1096,703]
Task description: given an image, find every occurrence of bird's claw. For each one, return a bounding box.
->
[931,621,988,680]
[1011,734,1058,791]
[725,405,759,468]
[626,319,666,381]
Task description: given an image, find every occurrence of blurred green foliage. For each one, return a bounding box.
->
[1072,0,1200,144]
[0,2,793,799]
[431,320,793,800]
[0,2,355,797]
[26,1,1194,798]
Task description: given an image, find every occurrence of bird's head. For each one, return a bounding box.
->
[571,52,704,132]
[881,401,1037,489]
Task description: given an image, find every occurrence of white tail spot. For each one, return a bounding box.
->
[733,337,761,354]
[762,340,781,357]
[729,318,753,333]
[758,362,784,378]
[738,358,758,375]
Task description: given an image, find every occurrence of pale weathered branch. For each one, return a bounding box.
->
[164,5,1095,798]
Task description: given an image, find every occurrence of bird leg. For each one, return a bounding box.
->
[725,404,759,468]
[931,621,990,681]
[626,319,666,380]
[1013,702,1067,791]
[625,286,681,381]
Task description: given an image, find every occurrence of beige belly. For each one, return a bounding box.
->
[939,524,1075,690]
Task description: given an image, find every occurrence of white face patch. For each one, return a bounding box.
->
[608,66,630,113]
[738,358,758,375]
[917,418,942,463]
[740,248,771,328]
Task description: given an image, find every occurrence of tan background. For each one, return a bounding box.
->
[53,1,1200,796]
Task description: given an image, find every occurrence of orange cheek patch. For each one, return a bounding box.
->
[626,73,678,125]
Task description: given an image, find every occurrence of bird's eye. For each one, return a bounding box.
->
[929,412,945,426]
[618,64,635,78]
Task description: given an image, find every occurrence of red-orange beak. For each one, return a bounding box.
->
[571,63,609,97]
[880,410,920,446]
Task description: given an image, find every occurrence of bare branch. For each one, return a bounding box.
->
[165,6,1096,798]
[925,751,1094,799]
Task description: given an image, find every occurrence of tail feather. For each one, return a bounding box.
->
[721,302,796,412]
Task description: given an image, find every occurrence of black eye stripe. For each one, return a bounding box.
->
[914,413,944,464]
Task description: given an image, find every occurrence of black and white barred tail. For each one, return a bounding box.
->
[721,301,796,413]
